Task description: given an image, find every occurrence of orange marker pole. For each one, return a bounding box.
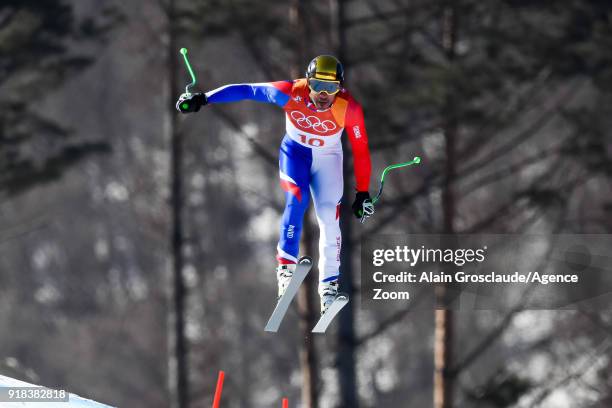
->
[282,398,288,408]
[212,371,225,408]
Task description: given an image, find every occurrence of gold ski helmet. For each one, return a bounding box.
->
[306,55,344,83]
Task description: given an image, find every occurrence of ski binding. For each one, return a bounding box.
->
[264,256,312,332]
[312,293,349,333]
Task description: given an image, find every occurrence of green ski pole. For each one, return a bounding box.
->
[356,156,421,222]
[178,47,198,112]
[372,156,421,205]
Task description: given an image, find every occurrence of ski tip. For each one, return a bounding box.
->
[298,256,312,264]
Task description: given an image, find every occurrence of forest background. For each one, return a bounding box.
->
[1,1,612,407]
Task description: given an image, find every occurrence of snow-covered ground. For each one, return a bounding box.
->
[0,374,115,408]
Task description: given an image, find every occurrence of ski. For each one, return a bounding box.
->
[264,256,312,332]
[312,293,349,333]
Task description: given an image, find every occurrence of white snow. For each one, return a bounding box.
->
[0,374,115,408]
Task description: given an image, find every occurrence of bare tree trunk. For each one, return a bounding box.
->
[291,2,319,407]
[166,1,189,407]
[434,308,453,408]
[331,0,359,406]
[434,3,458,408]
[298,223,319,408]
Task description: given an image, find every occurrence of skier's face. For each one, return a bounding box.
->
[309,90,336,110]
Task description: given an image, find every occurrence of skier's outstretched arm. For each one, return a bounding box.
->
[345,98,374,222]
[176,81,292,113]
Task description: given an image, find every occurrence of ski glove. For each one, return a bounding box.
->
[176,92,207,113]
[352,191,375,223]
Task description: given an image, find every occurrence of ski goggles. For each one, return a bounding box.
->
[308,78,341,95]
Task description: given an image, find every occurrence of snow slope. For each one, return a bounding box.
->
[0,374,115,408]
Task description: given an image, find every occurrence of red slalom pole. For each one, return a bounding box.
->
[282,398,288,408]
[212,371,225,408]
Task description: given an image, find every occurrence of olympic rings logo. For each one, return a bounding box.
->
[290,111,337,133]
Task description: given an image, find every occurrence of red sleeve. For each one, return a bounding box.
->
[345,98,372,192]
[270,80,293,95]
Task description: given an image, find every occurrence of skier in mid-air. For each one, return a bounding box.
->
[176,55,374,314]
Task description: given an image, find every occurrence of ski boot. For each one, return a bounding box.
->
[319,280,339,315]
[276,264,296,300]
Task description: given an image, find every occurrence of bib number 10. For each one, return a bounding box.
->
[299,134,325,147]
